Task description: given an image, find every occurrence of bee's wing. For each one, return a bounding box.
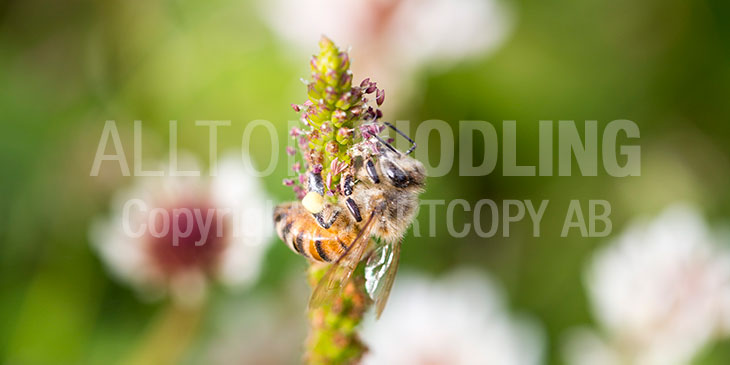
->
[364,240,401,319]
[308,212,377,310]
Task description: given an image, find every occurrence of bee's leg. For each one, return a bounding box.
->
[307,170,325,195]
[383,121,417,155]
[365,159,380,184]
[340,173,363,222]
[306,170,338,229]
[342,174,354,196]
[345,197,363,222]
[314,209,339,229]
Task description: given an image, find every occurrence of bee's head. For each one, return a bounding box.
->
[379,150,426,189]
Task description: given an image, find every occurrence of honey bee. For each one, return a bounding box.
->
[273,201,357,263]
[274,122,425,317]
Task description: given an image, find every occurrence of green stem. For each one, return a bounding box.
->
[122,302,204,365]
[305,264,370,364]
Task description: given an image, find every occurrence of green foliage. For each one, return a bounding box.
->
[2,1,730,364]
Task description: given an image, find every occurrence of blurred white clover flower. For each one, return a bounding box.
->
[360,270,543,365]
[261,0,513,106]
[564,204,730,365]
[90,153,273,307]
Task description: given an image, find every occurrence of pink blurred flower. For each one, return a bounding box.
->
[261,0,513,107]
[90,154,273,307]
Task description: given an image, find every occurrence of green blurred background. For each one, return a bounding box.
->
[1,0,730,364]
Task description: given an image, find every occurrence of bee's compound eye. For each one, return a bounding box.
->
[382,160,409,188]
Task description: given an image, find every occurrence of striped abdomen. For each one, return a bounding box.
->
[274,202,357,262]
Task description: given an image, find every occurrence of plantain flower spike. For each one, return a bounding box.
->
[287,36,385,199]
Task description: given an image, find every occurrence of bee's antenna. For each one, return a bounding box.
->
[374,134,399,155]
[382,121,417,155]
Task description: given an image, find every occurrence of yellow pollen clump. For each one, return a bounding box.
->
[302,191,324,213]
